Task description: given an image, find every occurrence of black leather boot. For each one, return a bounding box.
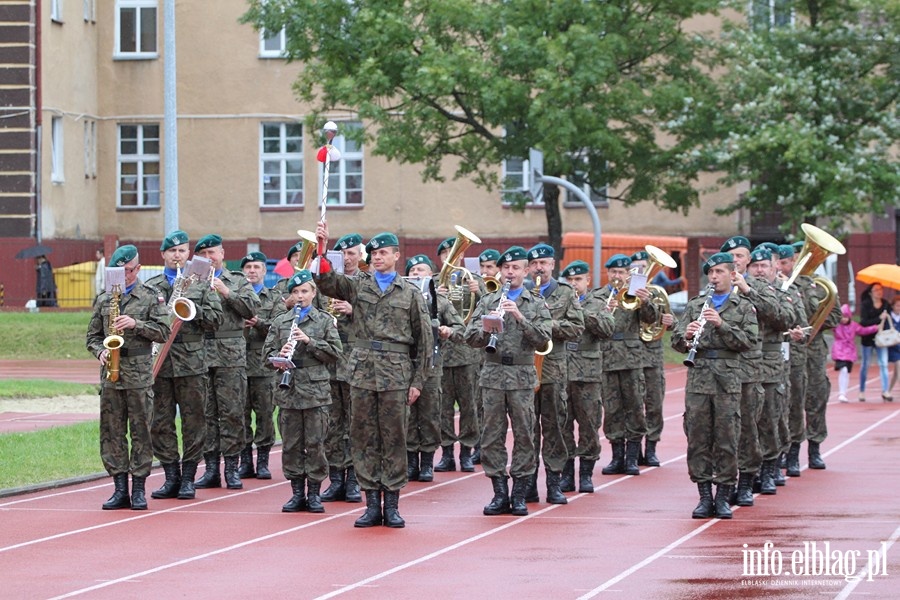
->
[102,474,131,510]
[418,452,435,482]
[178,461,197,500]
[483,476,511,515]
[238,444,255,479]
[306,480,324,513]
[759,460,777,495]
[320,466,346,502]
[808,441,826,469]
[131,476,148,510]
[624,440,641,476]
[714,484,734,519]
[773,459,786,487]
[354,490,383,527]
[510,477,529,516]
[256,446,272,480]
[601,440,625,475]
[282,478,307,512]
[194,452,221,489]
[382,490,405,528]
[151,462,181,499]
[459,446,475,472]
[524,468,539,503]
[644,439,660,467]
[471,444,482,465]
[735,472,755,507]
[692,482,714,519]
[407,451,420,482]
[223,455,243,489]
[344,467,362,502]
[785,442,801,477]
[578,459,595,493]
[434,445,456,472]
[559,458,576,492]
[545,469,568,505]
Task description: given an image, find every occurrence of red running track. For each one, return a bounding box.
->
[0,366,898,599]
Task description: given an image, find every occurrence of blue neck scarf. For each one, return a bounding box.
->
[507,287,524,301]
[298,305,311,321]
[164,266,179,286]
[252,283,264,295]
[124,282,138,296]
[540,280,552,296]
[579,294,586,304]
[710,291,730,311]
[374,271,397,292]
[214,269,223,279]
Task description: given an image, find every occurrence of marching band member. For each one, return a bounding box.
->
[471,248,502,465]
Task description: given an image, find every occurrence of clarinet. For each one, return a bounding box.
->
[279,306,304,389]
[484,281,511,354]
[683,283,717,368]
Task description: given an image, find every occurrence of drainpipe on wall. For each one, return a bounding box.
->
[34,0,42,243]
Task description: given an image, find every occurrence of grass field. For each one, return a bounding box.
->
[0,311,92,360]
[0,379,99,398]
[0,420,103,489]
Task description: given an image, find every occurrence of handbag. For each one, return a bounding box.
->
[874,317,900,348]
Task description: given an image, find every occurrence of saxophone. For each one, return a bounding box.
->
[531,276,553,392]
[103,284,125,382]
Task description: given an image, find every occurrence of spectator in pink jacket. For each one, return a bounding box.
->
[832,304,882,402]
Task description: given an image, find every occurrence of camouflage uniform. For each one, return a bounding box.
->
[805,288,842,445]
[784,279,811,446]
[639,335,666,453]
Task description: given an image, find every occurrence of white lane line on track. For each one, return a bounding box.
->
[835,524,900,600]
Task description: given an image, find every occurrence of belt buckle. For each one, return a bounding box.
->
[706,350,718,359]
[371,341,383,351]
[566,341,579,351]
[501,355,514,366]
[612,333,624,341]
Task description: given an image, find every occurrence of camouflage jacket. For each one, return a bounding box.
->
[528,279,584,384]
[245,285,287,377]
[808,285,843,358]
[594,284,660,371]
[785,278,811,366]
[567,289,615,383]
[742,276,798,383]
[437,272,485,367]
[204,270,261,368]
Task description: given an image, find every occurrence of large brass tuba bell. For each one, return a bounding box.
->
[620,245,678,311]
[293,230,319,272]
[437,225,482,323]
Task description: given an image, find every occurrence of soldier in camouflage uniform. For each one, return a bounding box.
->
[147,231,223,501]
[524,244,584,504]
[465,246,552,517]
[804,278,842,470]
[561,260,614,493]
[672,253,758,519]
[193,235,261,491]
[264,271,342,513]
[314,224,433,528]
[239,251,285,480]
[86,245,170,510]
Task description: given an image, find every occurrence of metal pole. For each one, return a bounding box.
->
[540,175,602,289]
[163,0,178,233]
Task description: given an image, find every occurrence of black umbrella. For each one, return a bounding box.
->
[15,244,53,259]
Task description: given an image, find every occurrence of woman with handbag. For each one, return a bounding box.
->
[859,284,891,401]
[887,296,900,401]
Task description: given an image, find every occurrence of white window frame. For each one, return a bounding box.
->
[319,122,364,207]
[51,117,64,183]
[259,122,304,208]
[259,27,287,58]
[51,0,63,23]
[501,156,541,206]
[83,0,96,23]
[565,158,609,207]
[114,0,158,59]
[749,0,794,30]
[117,123,160,208]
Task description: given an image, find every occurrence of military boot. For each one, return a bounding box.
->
[624,440,641,476]
[601,441,625,475]
[714,484,734,519]
[282,478,307,512]
[256,446,272,480]
[735,472,755,507]
[177,461,197,500]
[407,451,420,482]
[434,445,456,472]
[691,482,714,519]
[354,490,383,527]
[194,452,221,489]
[459,446,475,472]
[644,439,661,467]
[510,477,529,516]
[578,459,596,493]
[483,477,511,515]
[320,467,346,502]
[559,458,576,492]
[808,441,826,470]
[344,467,362,502]
[545,469,568,505]
[524,468,539,503]
[418,452,435,482]
[382,490,405,528]
[223,455,243,489]
[759,460,777,495]
[102,474,131,510]
[471,444,482,465]
[306,480,324,513]
[785,442,802,477]
[151,462,181,499]
[773,460,786,487]
[131,476,148,510]
[238,444,255,479]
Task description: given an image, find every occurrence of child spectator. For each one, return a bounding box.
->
[832,304,881,403]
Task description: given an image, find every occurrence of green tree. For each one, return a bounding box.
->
[243,0,719,253]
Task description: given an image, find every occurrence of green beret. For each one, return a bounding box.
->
[605,254,632,269]
[720,236,751,252]
[405,254,435,275]
[631,250,649,262]
[109,244,138,267]
[287,270,314,292]
[792,241,805,253]
[561,260,590,278]
[479,249,500,263]
[528,243,554,261]
[365,232,399,253]
[749,247,772,264]
[194,234,223,252]
[497,246,528,266]
[437,237,456,256]
[758,242,780,254]
[160,230,189,251]
[703,252,734,275]
[777,244,795,259]
[334,233,363,251]
[241,251,267,268]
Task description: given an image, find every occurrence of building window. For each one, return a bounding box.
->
[83,120,97,179]
[502,157,541,206]
[84,0,96,23]
[117,124,160,208]
[321,122,364,206]
[51,117,64,183]
[260,122,304,207]
[51,0,63,23]
[566,163,609,207]
[749,0,793,30]
[259,27,286,58]
[115,0,157,58]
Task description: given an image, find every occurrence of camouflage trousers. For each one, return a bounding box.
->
[440,363,480,448]
[407,372,442,453]
[737,381,763,474]
[642,364,666,442]
[279,406,328,482]
[532,381,569,472]
[805,346,830,443]
[204,366,247,458]
[757,381,785,462]
[776,378,791,455]
[324,380,352,470]
[683,390,741,486]
[563,380,602,461]
[244,375,276,448]
[601,369,647,443]
[787,358,808,444]
[480,386,537,479]
[100,385,154,478]
[349,387,408,492]
[151,373,207,464]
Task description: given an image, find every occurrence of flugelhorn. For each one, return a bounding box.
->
[437,225,481,323]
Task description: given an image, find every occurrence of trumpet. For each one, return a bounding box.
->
[484,281,511,354]
[683,284,716,367]
[606,275,625,313]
